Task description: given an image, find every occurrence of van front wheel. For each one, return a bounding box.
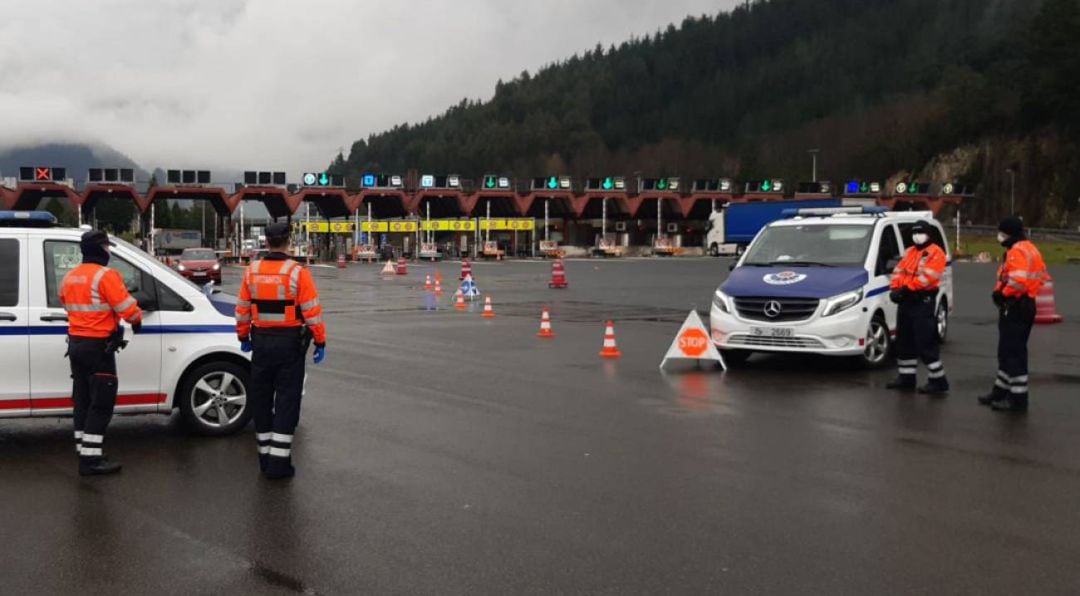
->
[178,361,252,436]
[859,314,892,369]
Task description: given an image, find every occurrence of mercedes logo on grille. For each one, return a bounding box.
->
[763,300,783,318]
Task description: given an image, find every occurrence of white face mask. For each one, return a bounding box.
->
[912,233,929,246]
[997,232,1009,244]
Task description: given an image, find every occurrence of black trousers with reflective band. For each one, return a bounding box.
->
[250,332,306,459]
[995,296,1036,398]
[895,296,943,381]
[68,337,118,456]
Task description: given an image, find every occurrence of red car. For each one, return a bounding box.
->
[176,248,222,285]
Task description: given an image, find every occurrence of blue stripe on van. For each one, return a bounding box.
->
[866,285,891,298]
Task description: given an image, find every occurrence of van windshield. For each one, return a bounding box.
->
[742,224,874,267]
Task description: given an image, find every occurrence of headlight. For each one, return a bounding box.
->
[712,289,732,314]
[212,263,221,271]
[177,264,185,271]
[822,289,863,317]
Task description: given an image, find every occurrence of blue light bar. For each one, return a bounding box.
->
[0,211,58,223]
[782,206,888,218]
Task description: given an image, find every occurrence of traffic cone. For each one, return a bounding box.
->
[396,257,407,276]
[599,321,621,358]
[1035,275,1064,324]
[381,260,395,275]
[482,296,495,318]
[549,259,568,289]
[435,270,443,284]
[434,277,443,296]
[454,290,466,311]
[337,253,346,269]
[537,307,555,338]
[460,259,472,280]
[424,274,433,291]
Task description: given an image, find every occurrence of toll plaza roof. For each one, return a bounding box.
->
[146,186,237,217]
[413,191,468,218]
[81,184,149,216]
[356,190,410,219]
[3,182,78,211]
[295,188,356,219]
[233,187,301,220]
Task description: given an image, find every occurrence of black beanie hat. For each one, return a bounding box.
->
[80,230,112,266]
[998,216,1024,238]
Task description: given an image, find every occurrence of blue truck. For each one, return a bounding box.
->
[705,199,843,256]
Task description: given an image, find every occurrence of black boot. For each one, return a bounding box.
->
[79,456,123,476]
[991,395,1028,413]
[264,457,295,480]
[978,387,1007,406]
[885,376,916,391]
[919,378,949,396]
[259,454,269,473]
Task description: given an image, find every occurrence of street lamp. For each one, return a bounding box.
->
[808,149,820,182]
[1006,168,1016,215]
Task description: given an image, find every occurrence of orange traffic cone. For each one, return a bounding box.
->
[482,296,495,318]
[424,274,433,291]
[435,270,443,284]
[434,278,443,296]
[337,253,346,269]
[381,260,395,275]
[537,307,555,338]
[599,321,621,358]
[454,290,466,311]
[1035,275,1064,324]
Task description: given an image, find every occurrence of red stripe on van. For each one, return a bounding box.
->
[0,394,167,410]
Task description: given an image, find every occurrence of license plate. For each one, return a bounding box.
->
[750,326,794,338]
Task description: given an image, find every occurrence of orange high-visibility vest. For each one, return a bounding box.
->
[996,240,1048,299]
[890,244,947,292]
[60,263,143,338]
[235,257,327,345]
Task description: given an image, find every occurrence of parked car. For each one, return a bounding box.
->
[0,213,251,435]
[176,247,222,285]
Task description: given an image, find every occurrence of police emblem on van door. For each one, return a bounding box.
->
[763,271,807,285]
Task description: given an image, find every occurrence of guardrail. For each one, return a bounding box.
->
[961,224,1080,240]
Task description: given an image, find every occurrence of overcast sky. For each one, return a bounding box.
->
[0,0,737,176]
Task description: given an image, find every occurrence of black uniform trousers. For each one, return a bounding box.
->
[894,294,946,386]
[993,296,1036,400]
[250,330,307,464]
[68,336,118,458]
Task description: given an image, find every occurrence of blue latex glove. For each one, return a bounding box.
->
[239,339,252,353]
[313,345,326,365]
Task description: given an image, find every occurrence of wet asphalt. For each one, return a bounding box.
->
[2,258,1079,594]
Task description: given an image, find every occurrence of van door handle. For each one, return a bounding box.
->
[0,312,16,322]
[40,313,69,322]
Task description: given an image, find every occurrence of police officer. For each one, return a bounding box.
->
[60,230,143,476]
[886,221,949,395]
[235,222,327,479]
[978,216,1048,412]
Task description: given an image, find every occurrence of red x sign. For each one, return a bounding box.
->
[35,167,51,181]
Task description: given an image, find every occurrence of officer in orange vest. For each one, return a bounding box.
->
[235,222,327,479]
[60,230,143,476]
[886,221,949,395]
[979,217,1048,412]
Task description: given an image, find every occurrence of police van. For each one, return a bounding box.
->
[0,212,251,434]
[710,207,953,367]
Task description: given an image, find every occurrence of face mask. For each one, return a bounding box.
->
[997,232,1009,245]
[912,233,929,246]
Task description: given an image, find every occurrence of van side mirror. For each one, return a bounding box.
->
[728,263,737,272]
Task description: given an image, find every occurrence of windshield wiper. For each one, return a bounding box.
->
[767,260,837,268]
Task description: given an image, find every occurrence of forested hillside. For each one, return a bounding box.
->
[334,0,1080,226]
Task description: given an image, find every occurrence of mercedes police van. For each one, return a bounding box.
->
[710,207,953,367]
[0,212,251,434]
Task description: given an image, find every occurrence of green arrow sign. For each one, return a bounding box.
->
[548,176,558,190]
[602,177,613,191]
[761,180,772,192]
[657,179,668,191]
[319,173,329,186]
[485,176,496,189]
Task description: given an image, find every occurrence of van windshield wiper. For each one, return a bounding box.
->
[767,260,836,268]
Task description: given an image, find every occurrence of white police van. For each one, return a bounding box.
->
[0,212,251,434]
[710,207,953,367]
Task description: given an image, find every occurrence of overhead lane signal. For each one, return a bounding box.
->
[585,177,626,192]
[940,182,972,196]
[692,178,734,193]
[531,176,572,191]
[88,168,135,184]
[745,179,784,194]
[796,181,833,195]
[166,169,212,185]
[893,181,930,195]
[361,173,404,189]
[302,172,345,188]
[20,166,67,182]
[419,174,462,190]
[844,180,883,195]
[481,175,512,190]
[243,171,287,186]
[640,177,681,192]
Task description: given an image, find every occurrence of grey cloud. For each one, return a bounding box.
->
[0,0,739,175]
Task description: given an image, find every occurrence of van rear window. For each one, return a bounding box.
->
[0,239,19,307]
